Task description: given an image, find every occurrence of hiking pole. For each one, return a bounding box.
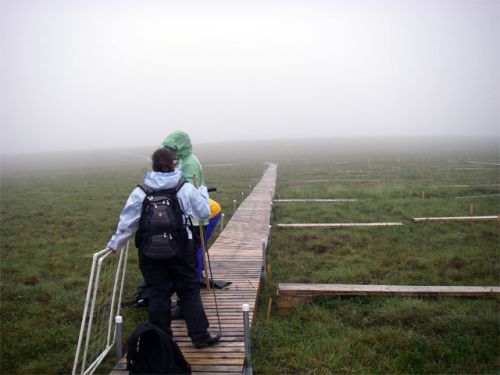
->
[203,229,223,335]
[193,174,210,290]
[193,174,222,334]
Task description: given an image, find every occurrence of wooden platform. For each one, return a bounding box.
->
[274,199,358,202]
[277,222,404,228]
[413,215,499,222]
[111,164,277,374]
[276,283,500,313]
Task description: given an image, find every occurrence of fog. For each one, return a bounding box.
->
[1,137,499,176]
[1,0,499,155]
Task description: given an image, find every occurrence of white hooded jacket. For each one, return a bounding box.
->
[107,169,210,251]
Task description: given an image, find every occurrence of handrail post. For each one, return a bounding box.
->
[114,315,122,362]
[261,239,267,281]
[242,304,253,375]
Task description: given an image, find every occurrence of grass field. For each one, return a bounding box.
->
[253,143,499,374]
[0,138,499,374]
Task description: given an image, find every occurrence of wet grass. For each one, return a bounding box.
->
[254,157,499,374]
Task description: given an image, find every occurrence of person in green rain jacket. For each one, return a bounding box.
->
[162,131,210,277]
[162,130,205,188]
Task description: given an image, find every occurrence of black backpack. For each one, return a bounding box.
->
[127,323,191,374]
[135,179,187,259]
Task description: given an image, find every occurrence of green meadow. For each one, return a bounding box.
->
[0,138,499,374]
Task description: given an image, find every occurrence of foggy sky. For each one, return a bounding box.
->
[1,0,499,154]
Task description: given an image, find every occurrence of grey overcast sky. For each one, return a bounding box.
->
[1,0,499,154]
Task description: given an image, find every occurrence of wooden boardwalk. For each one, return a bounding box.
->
[112,163,277,374]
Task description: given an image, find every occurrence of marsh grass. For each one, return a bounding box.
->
[254,158,499,374]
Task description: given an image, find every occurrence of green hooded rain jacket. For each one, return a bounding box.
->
[162,130,205,187]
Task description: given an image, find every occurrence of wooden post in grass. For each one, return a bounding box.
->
[267,263,272,279]
[422,191,426,200]
[266,297,272,321]
[470,203,474,216]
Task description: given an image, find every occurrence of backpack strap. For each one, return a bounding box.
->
[174,178,193,228]
[137,183,155,196]
[175,177,186,194]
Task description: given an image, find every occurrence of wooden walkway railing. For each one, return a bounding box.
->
[112,163,277,374]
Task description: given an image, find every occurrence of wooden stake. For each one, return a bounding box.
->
[266,297,272,321]
[470,203,474,216]
[267,263,272,279]
[193,174,210,290]
[422,191,426,200]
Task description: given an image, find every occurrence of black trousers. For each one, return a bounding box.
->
[138,241,209,343]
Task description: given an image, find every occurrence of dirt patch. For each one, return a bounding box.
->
[298,234,318,242]
[35,292,52,303]
[447,256,468,269]
[311,245,330,254]
[23,276,40,286]
[480,231,499,239]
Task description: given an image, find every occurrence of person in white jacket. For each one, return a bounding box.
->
[107,147,221,348]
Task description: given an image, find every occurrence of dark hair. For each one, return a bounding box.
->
[152,148,175,172]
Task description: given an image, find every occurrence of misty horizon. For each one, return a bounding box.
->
[0,135,499,157]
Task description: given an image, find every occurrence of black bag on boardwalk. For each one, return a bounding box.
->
[135,179,187,260]
[127,323,191,374]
